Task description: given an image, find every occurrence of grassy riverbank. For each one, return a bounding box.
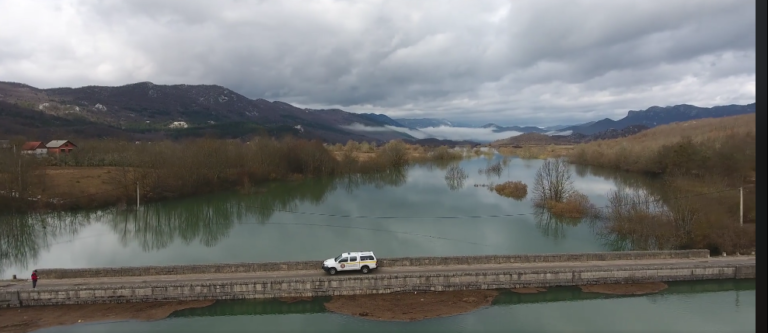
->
[567,114,756,254]
[0,138,461,214]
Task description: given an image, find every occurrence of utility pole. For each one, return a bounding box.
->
[739,186,743,227]
[136,181,140,210]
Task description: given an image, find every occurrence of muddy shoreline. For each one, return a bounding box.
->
[324,290,500,322]
[510,287,547,294]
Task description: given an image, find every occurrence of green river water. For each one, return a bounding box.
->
[36,280,755,333]
[0,155,755,332]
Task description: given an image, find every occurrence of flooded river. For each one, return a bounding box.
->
[1,156,641,277]
[1,155,754,332]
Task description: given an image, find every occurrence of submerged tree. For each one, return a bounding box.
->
[532,158,575,206]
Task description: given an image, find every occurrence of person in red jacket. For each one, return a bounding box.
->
[31,270,38,289]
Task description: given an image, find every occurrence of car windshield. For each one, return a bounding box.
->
[334,254,344,262]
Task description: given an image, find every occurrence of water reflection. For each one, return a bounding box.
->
[444,164,469,191]
[2,158,669,277]
[531,206,582,241]
[573,163,590,178]
[445,176,466,191]
[0,212,92,277]
[418,160,454,172]
[577,164,663,192]
[0,168,409,273]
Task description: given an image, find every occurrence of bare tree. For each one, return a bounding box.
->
[532,158,575,205]
[664,197,699,248]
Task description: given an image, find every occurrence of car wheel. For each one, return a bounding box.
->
[328,268,337,275]
[361,266,369,274]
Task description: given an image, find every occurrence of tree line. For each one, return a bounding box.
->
[1,137,416,213]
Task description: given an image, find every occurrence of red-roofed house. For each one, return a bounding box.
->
[21,141,47,155]
[46,140,77,155]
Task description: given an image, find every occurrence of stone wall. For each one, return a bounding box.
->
[37,250,709,279]
[4,260,751,307]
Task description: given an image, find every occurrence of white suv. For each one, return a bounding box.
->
[322,251,378,275]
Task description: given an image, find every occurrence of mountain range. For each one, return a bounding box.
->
[479,123,548,133]
[0,80,756,145]
[558,103,756,135]
[398,103,755,136]
[0,81,414,143]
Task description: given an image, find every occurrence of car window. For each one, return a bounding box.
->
[338,258,348,263]
[335,254,343,262]
[350,256,357,262]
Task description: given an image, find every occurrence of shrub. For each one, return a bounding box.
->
[546,191,593,218]
[359,141,374,153]
[344,140,360,152]
[596,185,755,254]
[493,181,528,200]
[430,146,463,161]
[375,140,409,168]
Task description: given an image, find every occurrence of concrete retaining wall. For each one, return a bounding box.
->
[4,261,751,307]
[37,250,709,279]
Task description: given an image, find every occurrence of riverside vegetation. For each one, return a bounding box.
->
[0,138,463,213]
[529,158,596,220]
[568,114,756,254]
[480,114,755,254]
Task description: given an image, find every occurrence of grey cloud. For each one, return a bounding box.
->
[0,0,755,126]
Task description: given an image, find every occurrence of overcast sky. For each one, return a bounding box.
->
[0,0,755,126]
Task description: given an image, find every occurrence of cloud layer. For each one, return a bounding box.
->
[342,123,523,142]
[0,0,755,126]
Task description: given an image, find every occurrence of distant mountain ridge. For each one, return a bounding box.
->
[394,102,755,137]
[491,124,651,146]
[480,123,547,133]
[560,103,756,135]
[358,113,408,128]
[0,81,411,143]
[394,118,454,128]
